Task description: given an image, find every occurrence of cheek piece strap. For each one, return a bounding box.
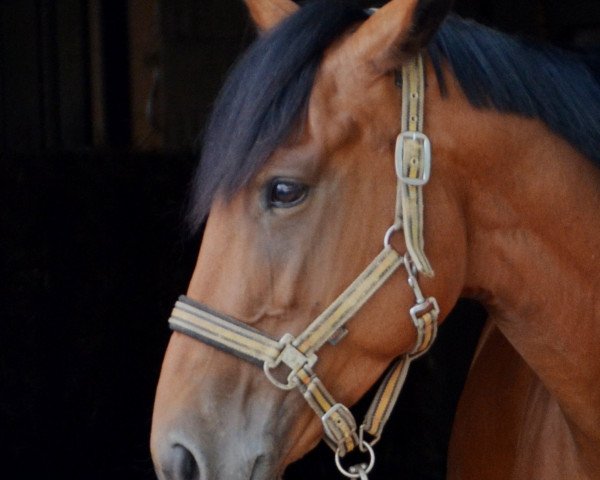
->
[168,54,439,479]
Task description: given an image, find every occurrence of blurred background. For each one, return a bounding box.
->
[2,0,599,478]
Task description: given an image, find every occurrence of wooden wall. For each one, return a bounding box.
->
[2,0,598,154]
[0,0,90,152]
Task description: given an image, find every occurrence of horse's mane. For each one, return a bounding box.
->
[429,15,600,167]
[188,1,600,230]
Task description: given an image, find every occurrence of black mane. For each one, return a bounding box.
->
[429,15,600,166]
[188,1,600,231]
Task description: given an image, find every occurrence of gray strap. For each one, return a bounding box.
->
[169,297,281,367]
[397,54,434,276]
[294,246,403,354]
[362,355,411,442]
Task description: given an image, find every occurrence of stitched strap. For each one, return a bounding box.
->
[361,303,438,442]
[410,309,438,357]
[362,355,411,441]
[169,298,280,366]
[294,246,403,355]
[296,367,359,456]
[397,54,434,277]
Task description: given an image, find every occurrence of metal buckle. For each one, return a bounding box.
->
[403,253,429,304]
[321,403,357,446]
[409,297,440,358]
[395,131,431,186]
[263,333,317,390]
[409,297,440,326]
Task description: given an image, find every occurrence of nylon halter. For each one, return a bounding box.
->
[168,54,439,479]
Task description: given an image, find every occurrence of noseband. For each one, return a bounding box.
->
[168,54,439,479]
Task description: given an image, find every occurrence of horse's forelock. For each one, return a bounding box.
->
[187,0,368,233]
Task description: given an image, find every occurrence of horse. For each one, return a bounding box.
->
[151,0,600,478]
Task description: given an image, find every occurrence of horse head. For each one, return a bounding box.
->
[151,1,469,478]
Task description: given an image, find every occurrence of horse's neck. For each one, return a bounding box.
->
[435,94,600,464]
[449,322,590,479]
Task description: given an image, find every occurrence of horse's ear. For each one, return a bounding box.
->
[347,0,452,75]
[244,0,299,32]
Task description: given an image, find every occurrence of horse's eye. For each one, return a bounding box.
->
[268,180,308,208]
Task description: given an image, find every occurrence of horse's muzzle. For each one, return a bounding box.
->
[153,440,281,480]
[153,443,200,480]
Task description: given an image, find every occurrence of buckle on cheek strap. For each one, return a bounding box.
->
[394,53,434,277]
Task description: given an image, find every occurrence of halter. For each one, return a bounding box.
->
[168,54,439,479]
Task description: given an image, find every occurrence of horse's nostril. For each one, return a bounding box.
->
[171,444,200,480]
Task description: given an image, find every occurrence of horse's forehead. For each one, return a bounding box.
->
[313,33,365,104]
[253,30,396,182]
[311,33,397,123]
[304,54,398,161]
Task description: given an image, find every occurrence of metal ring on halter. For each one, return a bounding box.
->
[383,224,402,248]
[263,361,297,390]
[263,333,316,391]
[359,424,381,449]
[335,441,375,479]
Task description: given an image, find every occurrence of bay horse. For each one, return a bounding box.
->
[151,0,600,478]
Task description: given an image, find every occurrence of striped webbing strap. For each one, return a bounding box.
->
[168,53,439,475]
[396,54,434,277]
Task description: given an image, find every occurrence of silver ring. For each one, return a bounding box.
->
[263,362,296,390]
[334,441,375,479]
[383,224,401,248]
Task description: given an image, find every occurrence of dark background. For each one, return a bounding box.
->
[2,1,599,479]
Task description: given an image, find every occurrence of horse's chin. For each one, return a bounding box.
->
[249,434,321,480]
[249,456,284,480]
[280,438,321,470]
